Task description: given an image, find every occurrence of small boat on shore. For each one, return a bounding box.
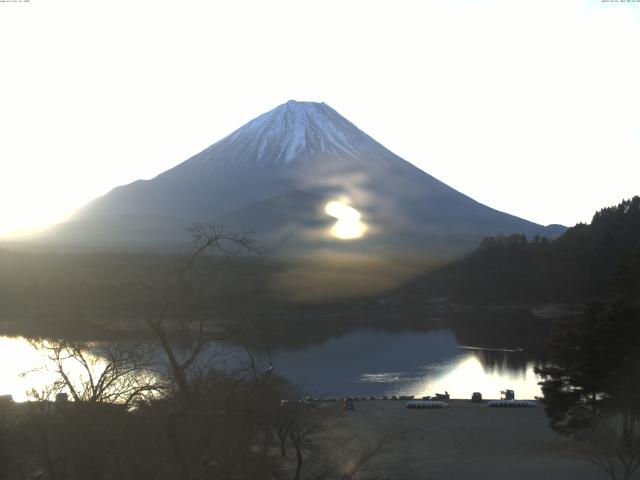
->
[458,345,524,353]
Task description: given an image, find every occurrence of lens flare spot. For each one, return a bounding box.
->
[324,201,367,240]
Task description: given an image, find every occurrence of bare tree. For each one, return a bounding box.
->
[29,339,163,408]
[118,224,262,403]
[273,402,400,480]
[308,412,405,480]
[284,405,336,480]
[113,225,266,480]
[586,418,640,480]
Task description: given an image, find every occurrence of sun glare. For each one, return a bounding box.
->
[0,337,102,402]
[324,200,367,240]
[408,355,542,400]
[0,194,74,237]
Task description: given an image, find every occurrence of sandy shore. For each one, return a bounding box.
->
[336,400,603,480]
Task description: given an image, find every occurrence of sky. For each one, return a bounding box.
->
[1,0,639,236]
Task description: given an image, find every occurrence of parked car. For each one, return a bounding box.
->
[471,392,482,402]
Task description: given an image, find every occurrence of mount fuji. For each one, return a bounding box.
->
[41,100,563,254]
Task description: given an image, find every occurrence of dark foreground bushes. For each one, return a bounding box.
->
[1,363,379,480]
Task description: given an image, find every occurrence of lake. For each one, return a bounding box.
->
[0,326,544,402]
[267,329,542,399]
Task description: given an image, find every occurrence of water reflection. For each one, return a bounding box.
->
[0,327,544,402]
[0,337,161,403]
[0,337,108,402]
[266,329,543,399]
[355,351,540,399]
[396,354,541,400]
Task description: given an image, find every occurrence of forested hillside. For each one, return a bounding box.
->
[409,197,640,302]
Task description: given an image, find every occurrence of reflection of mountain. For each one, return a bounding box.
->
[217,305,553,372]
[256,329,462,396]
[447,307,552,371]
[469,350,529,376]
[213,328,542,398]
[41,101,560,254]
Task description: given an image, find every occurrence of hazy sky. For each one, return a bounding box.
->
[1,0,639,235]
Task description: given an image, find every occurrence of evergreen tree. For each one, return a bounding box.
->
[537,283,640,440]
[417,196,640,302]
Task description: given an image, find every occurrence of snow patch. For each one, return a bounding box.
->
[218,101,366,167]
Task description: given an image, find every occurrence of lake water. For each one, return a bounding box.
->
[0,327,544,402]
[265,329,542,399]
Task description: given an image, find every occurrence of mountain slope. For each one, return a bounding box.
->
[41,100,562,253]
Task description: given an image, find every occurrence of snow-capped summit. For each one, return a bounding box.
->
[44,100,562,253]
[193,100,388,168]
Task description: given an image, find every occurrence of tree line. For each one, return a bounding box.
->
[412,196,640,303]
